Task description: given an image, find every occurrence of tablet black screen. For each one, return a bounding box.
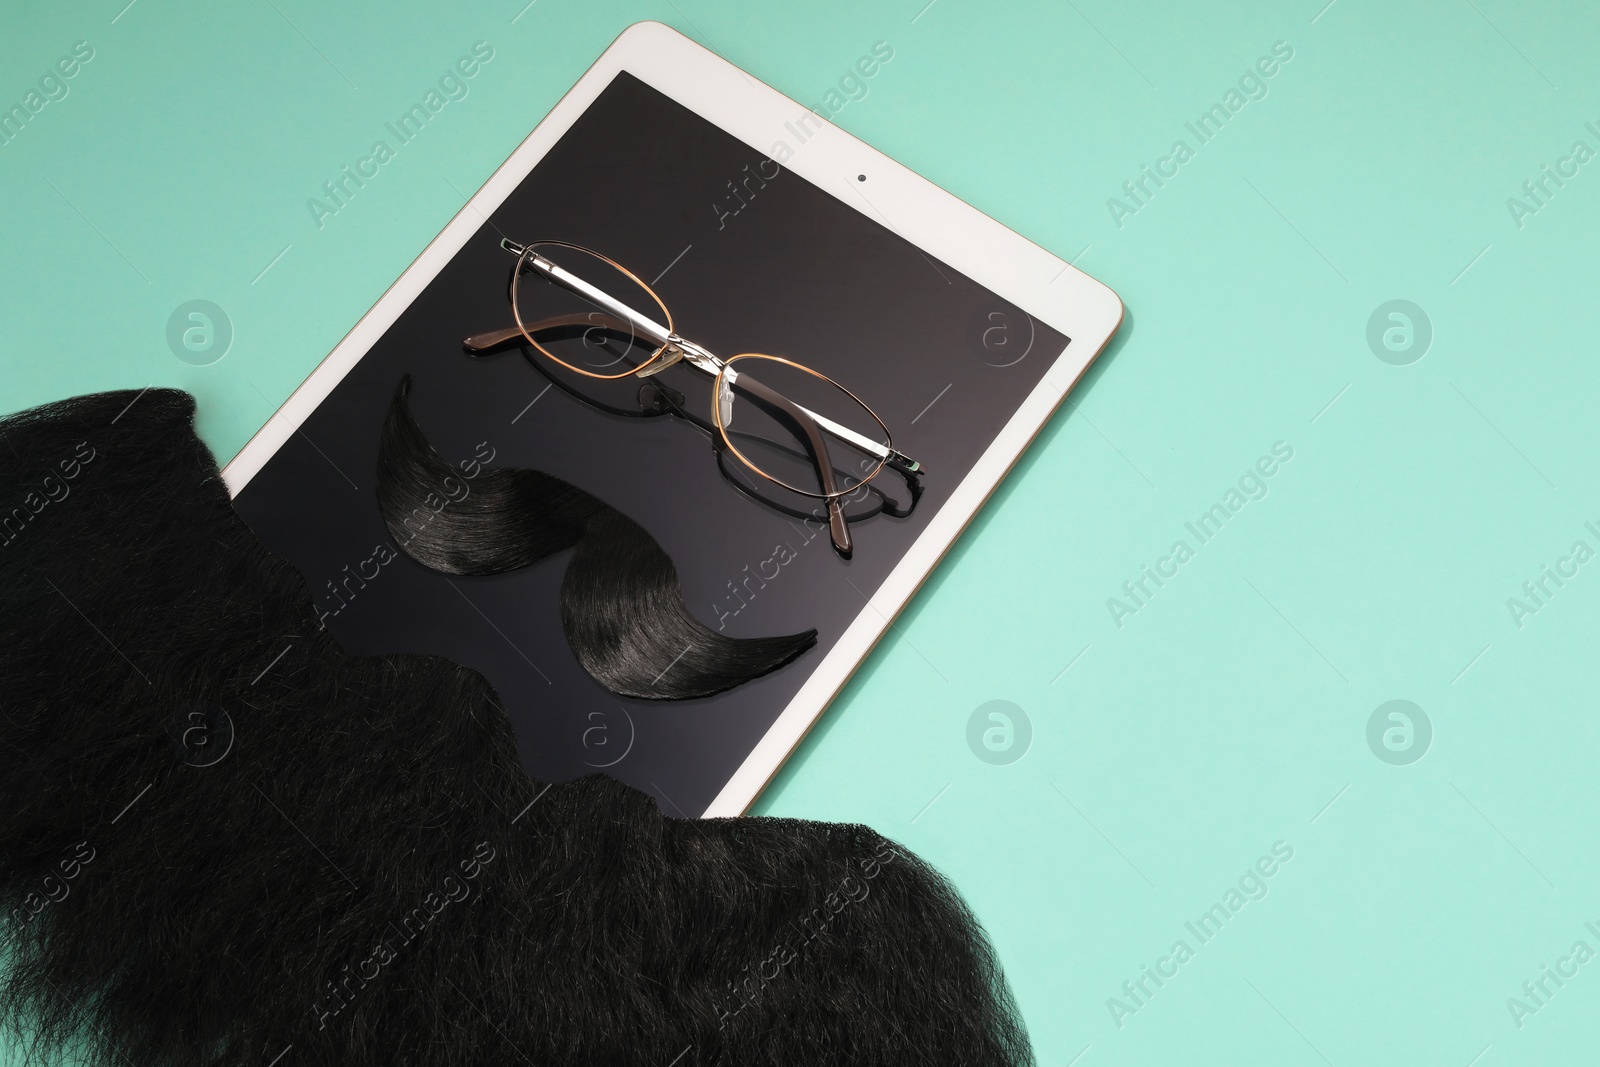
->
[233,71,1068,816]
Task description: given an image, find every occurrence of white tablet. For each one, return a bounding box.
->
[221,20,1122,818]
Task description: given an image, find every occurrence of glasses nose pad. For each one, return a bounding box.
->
[637,381,686,416]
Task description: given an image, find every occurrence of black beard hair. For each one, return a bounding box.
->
[0,388,1033,1066]
[375,376,816,700]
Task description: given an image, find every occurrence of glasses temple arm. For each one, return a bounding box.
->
[789,403,922,476]
[732,375,853,557]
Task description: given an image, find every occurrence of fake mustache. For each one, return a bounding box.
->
[375,376,816,700]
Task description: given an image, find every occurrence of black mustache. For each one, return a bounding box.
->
[0,386,1033,1066]
[375,376,817,700]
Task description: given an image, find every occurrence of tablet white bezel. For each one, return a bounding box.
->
[221,20,1122,817]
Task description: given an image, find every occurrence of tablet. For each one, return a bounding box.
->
[222,21,1122,818]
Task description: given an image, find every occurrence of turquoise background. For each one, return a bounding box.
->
[4,0,1598,1062]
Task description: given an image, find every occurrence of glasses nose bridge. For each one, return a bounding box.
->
[669,334,722,374]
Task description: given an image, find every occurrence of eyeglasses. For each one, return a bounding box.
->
[463,240,924,558]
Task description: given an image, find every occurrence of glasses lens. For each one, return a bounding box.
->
[511,242,669,380]
[716,355,890,499]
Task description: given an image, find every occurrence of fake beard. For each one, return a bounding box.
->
[0,388,1033,1066]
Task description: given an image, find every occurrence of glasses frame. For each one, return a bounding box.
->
[465,239,925,558]
[508,240,676,381]
[710,352,892,499]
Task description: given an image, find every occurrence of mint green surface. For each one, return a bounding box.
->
[4,1,1598,1062]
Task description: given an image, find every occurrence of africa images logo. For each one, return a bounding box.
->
[1105,41,1295,229]
[306,41,495,229]
[1106,841,1295,1028]
[966,700,1032,765]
